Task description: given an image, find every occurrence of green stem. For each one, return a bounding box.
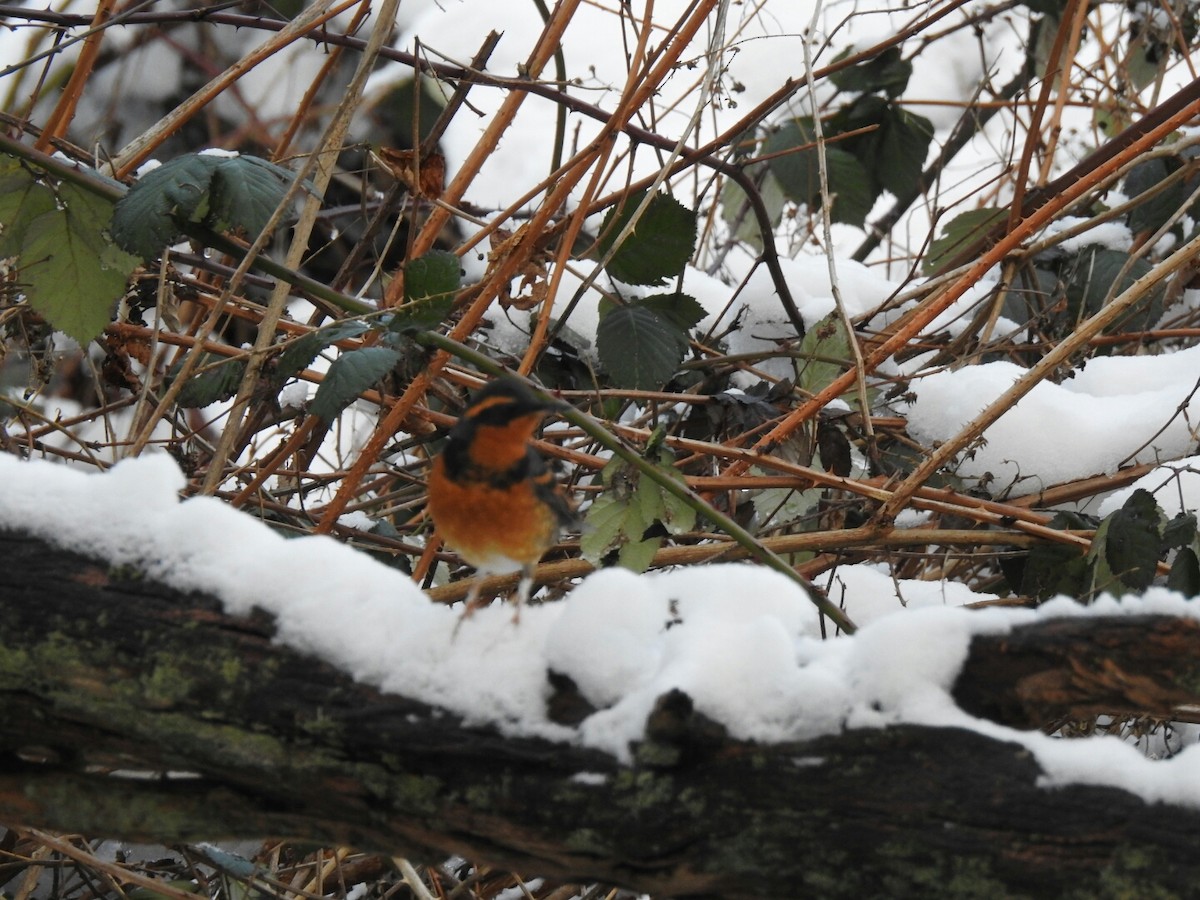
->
[530,0,567,178]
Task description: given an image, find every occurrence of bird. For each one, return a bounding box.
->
[426,375,575,621]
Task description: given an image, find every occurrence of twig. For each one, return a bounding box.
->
[802,0,874,447]
[32,0,115,151]
[393,859,438,900]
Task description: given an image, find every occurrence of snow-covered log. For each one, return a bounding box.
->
[5,529,1200,899]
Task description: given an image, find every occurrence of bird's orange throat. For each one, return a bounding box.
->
[462,412,544,472]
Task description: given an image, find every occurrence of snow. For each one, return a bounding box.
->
[707,257,899,382]
[5,452,1200,807]
[1041,216,1134,254]
[823,564,992,626]
[277,381,310,410]
[905,348,1200,491]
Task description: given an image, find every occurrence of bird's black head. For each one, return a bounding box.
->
[459,376,562,428]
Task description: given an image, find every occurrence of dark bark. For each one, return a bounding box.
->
[3,530,1200,898]
[954,614,1200,728]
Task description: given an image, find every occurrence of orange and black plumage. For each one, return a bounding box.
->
[426,376,574,617]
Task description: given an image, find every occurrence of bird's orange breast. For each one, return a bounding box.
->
[427,453,561,574]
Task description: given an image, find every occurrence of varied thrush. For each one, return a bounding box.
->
[426,376,575,617]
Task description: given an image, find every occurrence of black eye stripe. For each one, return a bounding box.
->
[459,376,554,421]
[469,401,530,426]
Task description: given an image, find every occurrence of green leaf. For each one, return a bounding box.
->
[1123,157,1187,234]
[112,152,301,259]
[1022,541,1089,601]
[1086,517,1118,597]
[1094,101,1133,139]
[827,94,888,158]
[581,463,668,575]
[596,303,689,390]
[1162,511,1198,551]
[796,314,861,407]
[22,193,135,343]
[0,160,56,256]
[1064,247,1164,333]
[112,154,223,258]
[390,249,461,332]
[617,532,662,573]
[764,120,874,226]
[753,482,821,530]
[579,492,629,563]
[1015,510,1094,600]
[824,147,875,227]
[273,320,372,386]
[658,483,697,535]
[634,464,668,525]
[173,355,247,408]
[0,158,139,343]
[876,107,933,198]
[309,346,401,421]
[829,46,913,98]
[1168,546,1200,598]
[1125,34,1163,93]
[923,208,1006,275]
[598,191,697,286]
[379,76,450,148]
[819,96,930,224]
[1090,489,1164,594]
[765,118,818,204]
[208,154,294,237]
[581,451,694,573]
[1105,489,1165,591]
[637,292,706,331]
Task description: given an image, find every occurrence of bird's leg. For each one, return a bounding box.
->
[452,576,487,637]
[452,566,533,633]
[511,564,535,624]
[461,575,485,614]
